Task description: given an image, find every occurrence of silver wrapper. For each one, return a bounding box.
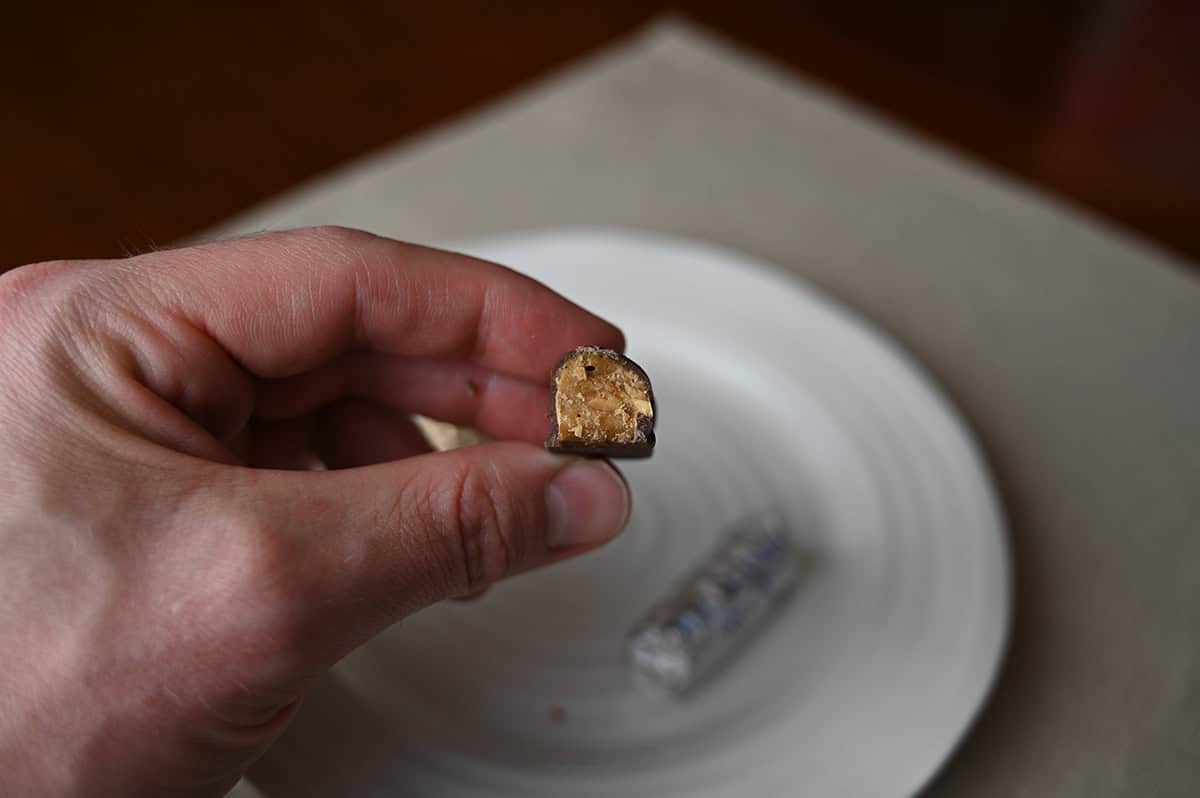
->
[626,511,801,695]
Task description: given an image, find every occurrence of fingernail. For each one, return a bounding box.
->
[545,459,631,548]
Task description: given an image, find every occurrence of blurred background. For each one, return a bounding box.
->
[2,0,1197,273]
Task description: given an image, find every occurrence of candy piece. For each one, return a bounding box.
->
[545,346,656,458]
[626,511,800,695]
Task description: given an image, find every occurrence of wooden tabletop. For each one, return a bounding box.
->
[3,1,1197,273]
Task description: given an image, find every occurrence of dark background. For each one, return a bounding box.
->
[3,0,1198,273]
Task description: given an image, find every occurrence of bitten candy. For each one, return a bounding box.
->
[545,346,656,458]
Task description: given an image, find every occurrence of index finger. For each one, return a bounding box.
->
[124,226,624,380]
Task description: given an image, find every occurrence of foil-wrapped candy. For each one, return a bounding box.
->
[627,511,801,695]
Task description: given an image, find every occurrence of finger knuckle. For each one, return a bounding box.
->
[0,260,78,324]
[216,513,311,661]
[227,516,296,587]
[432,463,525,592]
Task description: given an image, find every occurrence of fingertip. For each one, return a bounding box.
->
[574,314,626,356]
[607,323,627,354]
[544,458,631,549]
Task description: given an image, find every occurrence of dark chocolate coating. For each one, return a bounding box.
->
[545,346,656,458]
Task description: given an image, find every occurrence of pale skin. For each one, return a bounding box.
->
[0,227,631,796]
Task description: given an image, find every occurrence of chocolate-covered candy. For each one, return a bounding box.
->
[545,346,656,458]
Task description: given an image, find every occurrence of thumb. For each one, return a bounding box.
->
[237,442,630,663]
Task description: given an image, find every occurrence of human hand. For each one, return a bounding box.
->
[0,227,631,796]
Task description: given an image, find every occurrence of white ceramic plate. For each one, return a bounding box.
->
[247,228,1010,798]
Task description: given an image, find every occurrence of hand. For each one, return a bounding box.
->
[0,227,631,796]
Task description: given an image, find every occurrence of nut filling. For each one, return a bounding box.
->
[546,347,656,458]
